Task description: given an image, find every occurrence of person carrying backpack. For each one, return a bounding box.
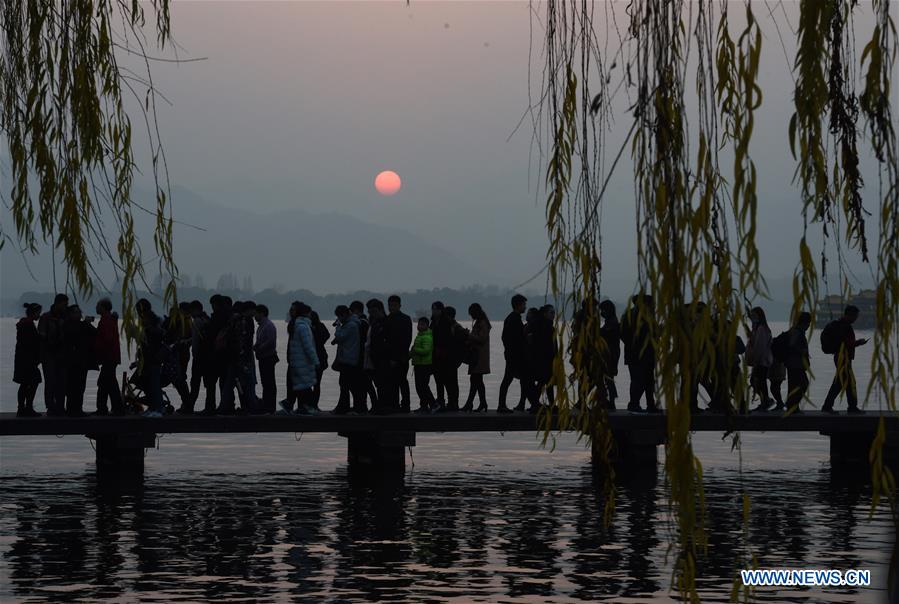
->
[821,305,868,414]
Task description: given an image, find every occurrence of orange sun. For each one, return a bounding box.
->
[375,170,402,196]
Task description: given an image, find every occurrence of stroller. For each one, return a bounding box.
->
[122,344,181,415]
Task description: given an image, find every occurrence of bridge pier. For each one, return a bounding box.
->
[341,431,415,473]
[825,430,899,470]
[89,433,156,482]
[592,430,664,474]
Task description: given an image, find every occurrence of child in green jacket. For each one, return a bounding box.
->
[410,317,435,412]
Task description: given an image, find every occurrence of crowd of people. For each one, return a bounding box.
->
[12,291,867,418]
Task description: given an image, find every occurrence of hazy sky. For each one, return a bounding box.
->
[1,1,889,298]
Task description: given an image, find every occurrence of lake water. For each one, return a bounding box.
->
[0,317,893,602]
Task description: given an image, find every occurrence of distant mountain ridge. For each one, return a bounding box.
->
[0,186,500,296]
[165,187,499,292]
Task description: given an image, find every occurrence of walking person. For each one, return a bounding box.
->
[281,302,299,413]
[164,303,194,414]
[386,295,414,412]
[439,306,465,412]
[63,305,96,417]
[517,307,541,412]
[599,300,621,409]
[136,299,165,417]
[331,305,363,414]
[498,294,533,414]
[783,312,812,413]
[351,300,379,410]
[310,311,330,412]
[93,298,124,416]
[234,301,259,413]
[281,302,320,415]
[198,295,226,415]
[210,296,235,414]
[746,307,774,413]
[461,303,491,412]
[430,301,447,407]
[768,359,787,411]
[410,317,435,412]
[533,305,557,407]
[14,303,42,417]
[821,305,867,414]
[367,299,398,414]
[187,300,213,414]
[37,293,68,416]
[620,294,660,413]
[254,305,278,414]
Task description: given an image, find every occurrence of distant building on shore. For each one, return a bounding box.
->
[817,289,877,329]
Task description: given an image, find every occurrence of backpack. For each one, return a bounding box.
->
[820,320,842,354]
[451,324,470,366]
[771,330,791,362]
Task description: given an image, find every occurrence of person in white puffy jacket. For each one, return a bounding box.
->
[746,306,774,412]
[280,302,319,415]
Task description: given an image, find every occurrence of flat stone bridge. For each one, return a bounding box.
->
[2,410,897,480]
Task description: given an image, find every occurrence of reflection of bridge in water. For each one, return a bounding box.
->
[2,411,898,481]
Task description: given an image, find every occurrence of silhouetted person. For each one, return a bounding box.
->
[164,303,194,414]
[331,305,363,414]
[462,303,491,412]
[93,298,124,415]
[683,301,710,413]
[519,306,540,412]
[37,293,68,416]
[367,298,398,413]
[430,301,448,408]
[254,304,278,414]
[498,294,533,413]
[282,302,319,414]
[136,298,165,416]
[822,305,867,414]
[386,295,413,412]
[282,301,299,411]
[207,295,233,414]
[620,295,660,413]
[769,360,786,411]
[410,316,435,412]
[784,311,812,412]
[63,304,96,417]
[704,311,745,413]
[747,307,774,413]
[533,304,557,407]
[352,300,378,410]
[236,301,259,412]
[14,303,42,417]
[439,306,466,412]
[310,311,330,412]
[173,302,193,377]
[215,299,246,414]
[599,300,621,409]
[187,300,213,413]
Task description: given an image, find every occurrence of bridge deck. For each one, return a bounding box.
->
[1,410,897,437]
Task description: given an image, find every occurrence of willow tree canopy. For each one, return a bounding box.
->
[535,1,896,601]
[1,0,176,335]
